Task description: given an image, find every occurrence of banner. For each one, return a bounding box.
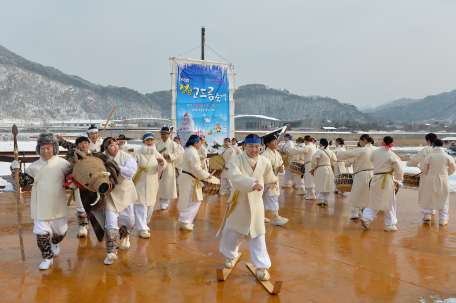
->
[173,60,232,148]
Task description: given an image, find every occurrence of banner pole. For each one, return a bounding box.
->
[201,27,205,60]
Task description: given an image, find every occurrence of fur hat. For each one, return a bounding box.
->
[36,133,59,156]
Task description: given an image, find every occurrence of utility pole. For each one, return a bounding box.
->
[201,26,205,60]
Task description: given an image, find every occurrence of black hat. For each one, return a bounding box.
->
[75,137,90,145]
[118,134,133,140]
[160,127,171,134]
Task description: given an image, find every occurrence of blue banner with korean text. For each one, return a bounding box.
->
[176,62,230,148]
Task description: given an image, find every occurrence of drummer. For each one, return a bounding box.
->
[311,138,337,205]
[288,135,317,199]
[333,138,348,194]
[261,134,288,225]
[336,135,376,219]
[406,133,438,222]
[282,134,295,188]
[294,137,306,195]
[218,138,236,195]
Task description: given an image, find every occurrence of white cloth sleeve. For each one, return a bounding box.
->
[120,157,138,180]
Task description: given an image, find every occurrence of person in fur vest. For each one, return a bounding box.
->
[177,135,212,231]
[132,133,167,238]
[260,134,287,225]
[218,138,237,195]
[11,133,72,270]
[102,137,138,265]
[420,139,456,226]
[360,136,404,231]
[311,138,337,205]
[219,134,277,281]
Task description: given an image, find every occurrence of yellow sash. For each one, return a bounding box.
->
[133,167,149,185]
[192,178,200,201]
[373,168,395,189]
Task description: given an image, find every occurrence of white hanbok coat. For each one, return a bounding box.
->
[156,139,184,200]
[289,143,317,189]
[311,147,337,192]
[282,140,295,169]
[132,145,167,206]
[26,156,70,221]
[226,152,277,238]
[336,144,376,208]
[218,146,236,179]
[198,144,208,169]
[333,145,348,176]
[420,147,456,210]
[406,145,433,204]
[177,146,211,212]
[260,148,283,197]
[233,146,243,156]
[368,146,404,211]
[89,138,103,153]
[105,151,138,213]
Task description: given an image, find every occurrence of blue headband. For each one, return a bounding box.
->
[284,134,292,139]
[432,142,436,147]
[143,133,154,140]
[244,138,262,144]
[187,136,201,143]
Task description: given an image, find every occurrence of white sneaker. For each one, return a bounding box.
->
[139,230,150,238]
[273,216,289,226]
[104,253,118,265]
[118,235,130,250]
[297,188,307,195]
[384,225,398,231]
[160,205,168,210]
[360,217,371,229]
[350,210,359,219]
[439,220,448,226]
[51,244,60,256]
[224,256,238,269]
[179,222,193,231]
[422,214,432,222]
[78,226,88,238]
[305,194,316,200]
[39,258,53,270]
[264,217,271,223]
[256,268,270,281]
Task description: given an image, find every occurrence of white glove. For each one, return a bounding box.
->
[11,160,20,170]
[68,183,78,190]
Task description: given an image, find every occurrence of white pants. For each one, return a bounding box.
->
[362,200,397,225]
[219,217,271,269]
[316,192,330,201]
[135,204,154,231]
[421,199,450,220]
[284,170,293,185]
[33,217,68,235]
[296,175,305,189]
[160,199,171,208]
[105,203,135,231]
[221,178,232,190]
[179,186,202,224]
[264,185,279,211]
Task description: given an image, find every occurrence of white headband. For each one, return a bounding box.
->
[87,129,99,134]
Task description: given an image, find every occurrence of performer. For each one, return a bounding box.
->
[177,135,212,231]
[294,137,306,195]
[102,137,138,265]
[420,139,456,225]
[261,134,287,225]
[311,138,337,205]
[117,134,135,153]
[57,124,103,153]
[173,137,185,192]
[333,138,348,194]
[156,127,184,210]
[288,135,317,199]
[336,134,376,219]
[219,134,277,281]
[281,134,295,188]
[406,133,438,222]
[218,138,236,195]
[232,138,243,155]
[360,136,403,231]
[11,133,70,270]
[132,133,167,238]
[198,139,208,171]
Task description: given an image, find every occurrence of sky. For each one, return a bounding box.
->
[1,0,455,109]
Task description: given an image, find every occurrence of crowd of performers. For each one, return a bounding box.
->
[10,126,456,286]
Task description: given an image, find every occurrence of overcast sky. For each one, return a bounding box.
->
[1,0,455,108]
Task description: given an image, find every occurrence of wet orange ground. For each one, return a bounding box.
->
[1,177,456,302]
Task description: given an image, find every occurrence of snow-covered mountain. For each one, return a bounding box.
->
[0,45,164,123]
